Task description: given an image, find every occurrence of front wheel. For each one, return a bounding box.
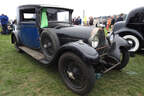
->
[123,35,140,52]
[58,52,95,95]
[114,48,130,70]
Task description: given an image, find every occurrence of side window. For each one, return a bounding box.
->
[129,11,144,24]
[140,11,144,23]
[20,8,36,22]
[47,8,57,21]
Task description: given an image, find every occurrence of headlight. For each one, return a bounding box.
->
[89,28,99,48]
[92,41,98,48]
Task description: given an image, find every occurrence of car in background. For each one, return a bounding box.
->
[113,7,144,52]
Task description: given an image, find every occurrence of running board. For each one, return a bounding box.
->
[19,46,49,64]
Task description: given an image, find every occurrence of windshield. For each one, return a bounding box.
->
[41,8,72,28]
[46,8,70,22]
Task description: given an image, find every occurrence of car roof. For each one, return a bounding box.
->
[19,4,73,11]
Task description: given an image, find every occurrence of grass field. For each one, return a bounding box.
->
[0,35,144,96]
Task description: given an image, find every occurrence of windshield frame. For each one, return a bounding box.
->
[41,7,73,24]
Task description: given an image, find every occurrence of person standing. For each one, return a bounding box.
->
[106,17,111,31]
[89,16,94,26]
[94,17,99,27]
[0,14,9,34]
[102,19,107,27]
[75,16,82,25]
[110,16,115,29]
[72,17,76,24]
[116,14,123,22]
[77,16,82,25]
[83,16,88,26]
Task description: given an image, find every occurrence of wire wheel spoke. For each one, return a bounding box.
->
[64,60,85,88]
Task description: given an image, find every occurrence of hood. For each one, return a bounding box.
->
[54,26,95,40]
[113,21,126,32]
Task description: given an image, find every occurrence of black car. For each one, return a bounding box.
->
[113,7,144,52]
[11,4,130,95]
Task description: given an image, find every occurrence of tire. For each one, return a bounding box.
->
[13,36,22,53]
[114,48,129,70]
[58,52,95,95]
[123,35,140,52]
[40,29,60,61]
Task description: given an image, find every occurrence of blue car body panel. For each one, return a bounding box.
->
[19,22,40,49]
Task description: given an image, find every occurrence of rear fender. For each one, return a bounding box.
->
[115,28,144,41]
[11,31,20,44]
[56,41,99,65]
[11,33,15,43]
[11,32,19,44]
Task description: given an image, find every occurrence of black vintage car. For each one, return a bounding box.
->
[11,5,130,95]
[113,7,144,52]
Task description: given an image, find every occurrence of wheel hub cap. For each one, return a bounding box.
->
[43,44,48,48]
[43,43,52,48]
[67,71,75,80]
[128,40,133,45]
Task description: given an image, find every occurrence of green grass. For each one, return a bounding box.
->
[0,35,144,96]
[0,26,2,32]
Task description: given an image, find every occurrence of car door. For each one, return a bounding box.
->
[127,9,144,37]
[19,8,40,49]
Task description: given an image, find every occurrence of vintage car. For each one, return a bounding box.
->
[113,7,144,52]
[11,5,130,95]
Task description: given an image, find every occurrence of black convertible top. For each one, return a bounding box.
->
[19,4,73,11]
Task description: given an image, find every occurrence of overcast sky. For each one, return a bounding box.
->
[1,0,144,20]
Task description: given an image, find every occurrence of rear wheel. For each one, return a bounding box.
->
[13,36,22,53]
[58,52,95,95]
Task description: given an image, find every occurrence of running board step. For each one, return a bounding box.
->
[39,58,50,64]
[19,46,49,64]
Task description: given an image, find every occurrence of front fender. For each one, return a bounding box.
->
[115,35,130,49]
[56,41,99,65]
[108,35,130,61]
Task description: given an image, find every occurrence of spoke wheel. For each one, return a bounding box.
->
[40,30,60,61]
[58,52,95,95]
[63,60,86,89]
[41,34,55,56]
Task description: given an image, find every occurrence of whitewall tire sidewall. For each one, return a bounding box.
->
[123,35,140,52]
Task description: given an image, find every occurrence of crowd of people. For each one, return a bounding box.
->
[72,16,82,25]
[101,13,125,31]
[72,16,95,26]
[72,13,125,32]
